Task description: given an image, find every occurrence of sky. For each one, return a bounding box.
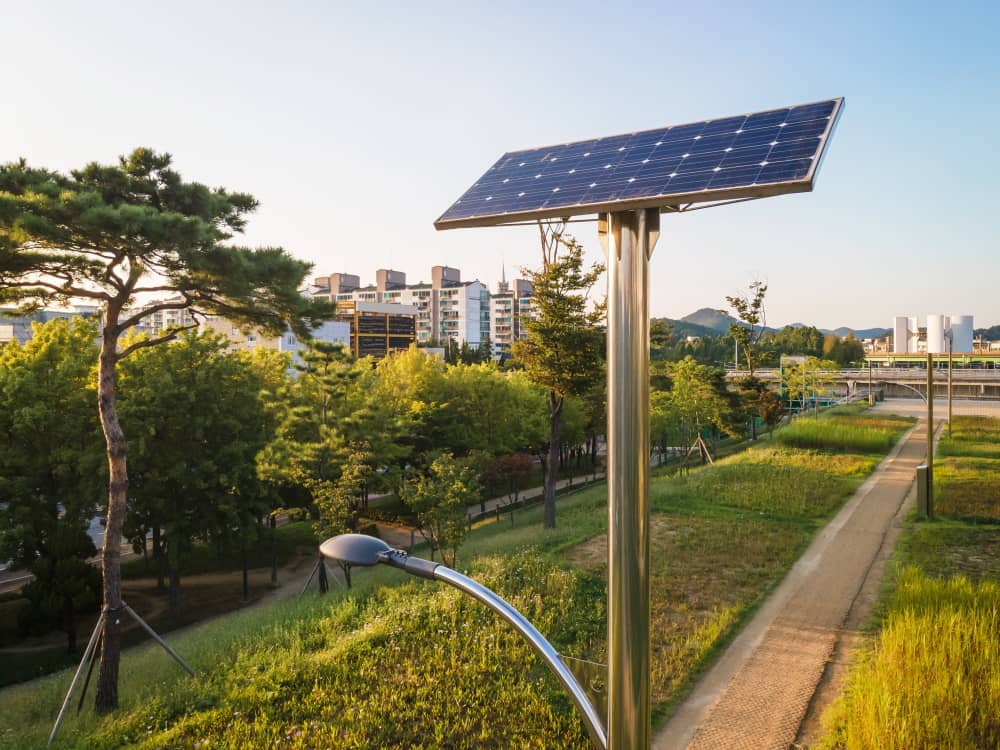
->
[3,0,999,329]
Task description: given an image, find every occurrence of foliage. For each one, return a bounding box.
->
[781,355,839,412]
[118,331,274,610]
[725,280,767,375]
[511,226,605,528]
[0,407,907,744]
[774,413,911,453]
[0,317,104,652]
[401,453,481,566]
[0,148,330,711]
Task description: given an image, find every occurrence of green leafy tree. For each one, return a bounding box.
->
[0,149,329,711]
[512,226,604,528]
[400,453,480,567]
[668,356,741,447]
[0,318,104,653]
[118,331,273,612]
[725,280,768,376]
[311,443,374,588]
[782,356,839,414]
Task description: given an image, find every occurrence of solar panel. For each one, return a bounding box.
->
[434,98,843,229]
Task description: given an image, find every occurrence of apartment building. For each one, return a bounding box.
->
[311,266,486,347]
[0,306,100,346]
[489,277,534,358]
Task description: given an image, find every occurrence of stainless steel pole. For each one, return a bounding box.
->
[927,352,934,516]
[600,208,657,750]
[948,336,953,438]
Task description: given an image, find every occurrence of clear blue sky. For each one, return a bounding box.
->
[4,0,998,329]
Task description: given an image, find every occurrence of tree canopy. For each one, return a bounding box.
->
[512,226,604,528]
[0,148,330,712]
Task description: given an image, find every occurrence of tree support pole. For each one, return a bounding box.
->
[49,612,104,746]
[121,604,195,676]
[600,208,657,750]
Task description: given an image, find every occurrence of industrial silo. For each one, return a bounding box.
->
[893,316,912,353]
[926,314,947,354]
[949,314,974,352]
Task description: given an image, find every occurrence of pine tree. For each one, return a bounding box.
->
[0,149,330,712]
[512,225,604,528]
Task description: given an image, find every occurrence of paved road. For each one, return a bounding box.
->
[655,419,929,750]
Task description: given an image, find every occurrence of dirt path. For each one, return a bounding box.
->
[655,420,932,750]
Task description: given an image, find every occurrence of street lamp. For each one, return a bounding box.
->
[319,534,608,750]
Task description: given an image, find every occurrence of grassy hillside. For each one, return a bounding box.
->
[0,408,912,749]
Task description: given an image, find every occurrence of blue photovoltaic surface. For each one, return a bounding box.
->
[435,98,842,229]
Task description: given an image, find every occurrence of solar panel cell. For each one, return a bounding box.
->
[435,98,842,228]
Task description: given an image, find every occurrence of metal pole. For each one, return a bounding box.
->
[433,565,607,749]
[868,359,874,406]
[122,603,195,676]
[948,335,953,438]
[49,611,105,746]
[599,208,656,750]
[926,352,933,515]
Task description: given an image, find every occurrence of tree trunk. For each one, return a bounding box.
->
[167,535,181,613]
[269,513,279,588]
[95,318,125,714]
[241,531,250,603]
[544,392,563,529]
[152,524,165,592]
[64,597,77,655]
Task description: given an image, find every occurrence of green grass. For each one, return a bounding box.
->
[819,569,1000,750]
[0,408,907,749]
[774,414,911,454]
[818,414,1000,749]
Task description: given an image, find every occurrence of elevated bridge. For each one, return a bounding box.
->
[726,366,1000,400]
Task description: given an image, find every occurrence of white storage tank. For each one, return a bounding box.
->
[949,314,974,353]
[908,316,918,352]
[892,316,914,353]
[926,314,947,354]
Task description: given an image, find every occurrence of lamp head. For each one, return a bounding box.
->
[319,534,392,566]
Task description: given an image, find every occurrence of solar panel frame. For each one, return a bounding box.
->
[434,97,843,230]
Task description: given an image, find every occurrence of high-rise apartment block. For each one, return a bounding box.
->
[310,265,516,350]
[489,276,534,358]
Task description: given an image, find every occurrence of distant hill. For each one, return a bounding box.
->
[679,308,738,334]
[655,317,721,339]
[674,308,890,340]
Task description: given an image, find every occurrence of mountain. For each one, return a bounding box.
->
[825,326,890,339]
[679,308,738,334]
[674,308,890,340]
[655,317,720,339]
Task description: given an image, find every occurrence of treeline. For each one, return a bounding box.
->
[0,318,604,650]
[0,315,849,654]
[652,321,866,368]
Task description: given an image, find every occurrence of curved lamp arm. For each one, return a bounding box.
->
[320,535,607,749]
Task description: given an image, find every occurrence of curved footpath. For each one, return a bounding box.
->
[655,420,932,750]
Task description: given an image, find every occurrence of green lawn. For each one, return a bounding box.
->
[0,407,911,749]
